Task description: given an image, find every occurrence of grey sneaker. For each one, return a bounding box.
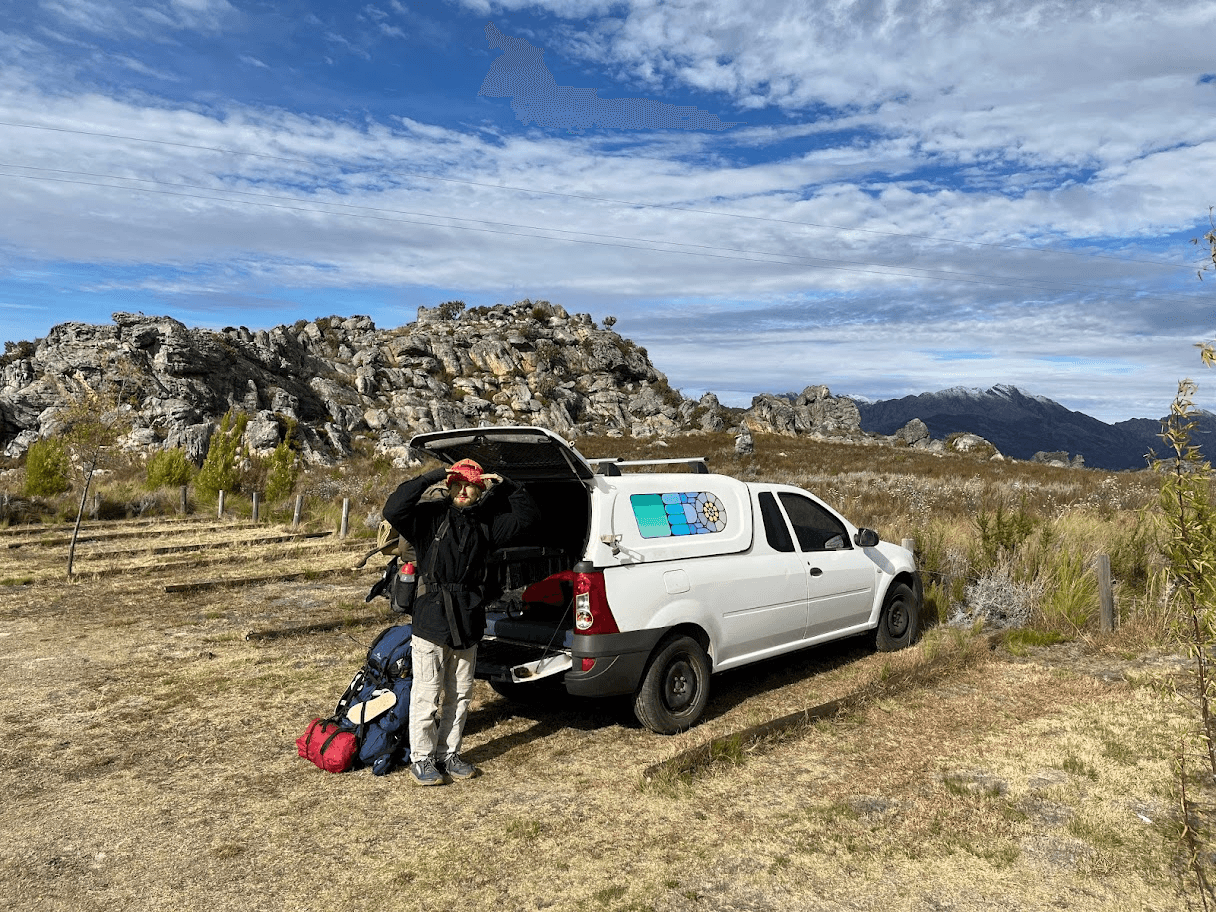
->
[408,757,445,786]
[439,752,479,781]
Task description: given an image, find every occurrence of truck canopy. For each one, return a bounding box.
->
[407,426,596,482]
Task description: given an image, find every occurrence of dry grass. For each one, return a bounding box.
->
[0,509,1206,912]
[2,433,1210,910]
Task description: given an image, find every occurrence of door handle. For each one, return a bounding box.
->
[809,566,823,577]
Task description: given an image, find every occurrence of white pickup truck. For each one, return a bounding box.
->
[408,426,923,734]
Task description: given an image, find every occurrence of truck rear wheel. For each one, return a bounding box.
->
[633,635,711,734]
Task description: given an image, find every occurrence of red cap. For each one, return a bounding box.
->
[445,458,486,490]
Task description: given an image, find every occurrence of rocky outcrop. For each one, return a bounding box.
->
[0,301,1058,469]
[947,433,1002,459]
[3,302,697,465]
[1032,450,1085,468]
[2,302,773,467]
[894,418,931,449]
[746,385,862,437]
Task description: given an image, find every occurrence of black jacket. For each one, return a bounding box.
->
[382,467,539,649]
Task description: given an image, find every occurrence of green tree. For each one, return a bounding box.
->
[24,438,70,496]
[265,439,299,501]
[1162,212,1216,910]
[145,447,194,490]
[59,385,133,576]
[1154,381,1216,771]
[195,410,248,501]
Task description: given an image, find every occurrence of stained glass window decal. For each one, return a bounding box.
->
[631,492,729,539]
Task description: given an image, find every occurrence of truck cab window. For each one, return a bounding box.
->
[777,492,850,552]
[758,491,795,552]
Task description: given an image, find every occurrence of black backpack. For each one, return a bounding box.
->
[365,555,418,615]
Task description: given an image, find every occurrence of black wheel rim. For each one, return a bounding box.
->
[887,599,909,638]
[663,657,698,713]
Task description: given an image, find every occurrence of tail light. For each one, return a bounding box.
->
[572,571,619,635]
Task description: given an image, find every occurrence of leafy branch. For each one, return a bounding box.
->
[1155,379,1216,776]
[1195,207,1216,283]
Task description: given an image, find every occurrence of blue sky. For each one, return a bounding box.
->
[1,0,1214,423]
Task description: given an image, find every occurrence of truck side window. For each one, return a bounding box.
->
[758,491,795,552]
[777,492,850,552]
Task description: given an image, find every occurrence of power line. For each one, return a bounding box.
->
[0,118,1196,273]
[0,163,1196,302]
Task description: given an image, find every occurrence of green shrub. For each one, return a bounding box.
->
[145,447,194,490]
[973,501,1038,572]
[1039,548,1098,631]
[195,410,247,501]
[24,438,70,496]
[265,440,299,501]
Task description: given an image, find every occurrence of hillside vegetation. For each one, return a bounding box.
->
[0,426,1176,642]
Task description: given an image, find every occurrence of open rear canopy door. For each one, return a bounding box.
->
[408,426,596,483]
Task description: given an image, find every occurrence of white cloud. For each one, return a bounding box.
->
[474,1,1215,173]
[40,0,237,37]
[1,0,1213,420]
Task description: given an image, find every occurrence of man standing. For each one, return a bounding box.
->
[382,458,538,785]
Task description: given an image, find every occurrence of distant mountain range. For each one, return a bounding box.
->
[853,384,1216,471]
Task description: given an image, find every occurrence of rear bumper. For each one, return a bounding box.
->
[564,628,668,698]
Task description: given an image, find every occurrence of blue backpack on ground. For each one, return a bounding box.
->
[333,624,414,776]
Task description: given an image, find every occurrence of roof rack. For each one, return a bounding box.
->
[586,456,709,476]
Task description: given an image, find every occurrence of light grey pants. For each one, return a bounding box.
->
[409,634,476,763]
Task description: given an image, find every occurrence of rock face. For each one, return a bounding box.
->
[3,302,752,466]
[1032,450,1085,468]
[746,385,862,437]
[894,418,931,449]
[4,303,1092,469]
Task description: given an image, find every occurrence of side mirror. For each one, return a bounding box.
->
[853,528,880,548]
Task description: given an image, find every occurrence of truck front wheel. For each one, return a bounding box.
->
[633,635,711,734]
[875,582,920,652]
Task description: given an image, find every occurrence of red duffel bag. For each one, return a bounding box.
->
[296,718,358,773]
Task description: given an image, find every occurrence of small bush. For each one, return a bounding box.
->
[265,440,299,501]
[24,438,70,497]
[195,410,248,501]
[1039,548,1098,631]
[145,448,194,490]
[955,565,1042,630]
[973,501,1038,571]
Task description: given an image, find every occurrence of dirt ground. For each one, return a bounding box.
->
[0,519,1205,911]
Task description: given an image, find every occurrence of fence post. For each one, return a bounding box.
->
[340,498,350,539]
[218,490,225,518]
[180,485,188,515]
[293,495,304,530]
[901,537,916,556]
[252,492,260,523]
[1097,554,1115,632]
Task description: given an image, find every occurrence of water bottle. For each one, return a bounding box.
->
[392,560,416,614]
